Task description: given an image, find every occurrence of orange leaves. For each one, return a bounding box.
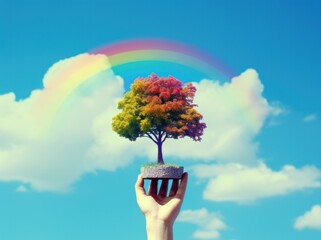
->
[159,90,170,101]
[112,73,206,143]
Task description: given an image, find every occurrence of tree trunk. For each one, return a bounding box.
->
[157,141,165,164]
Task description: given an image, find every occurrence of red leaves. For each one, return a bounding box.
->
[113,73,206,165]
[129,74,206,141]
[159,90,170,101]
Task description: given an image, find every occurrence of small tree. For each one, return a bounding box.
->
[112,74,206,164]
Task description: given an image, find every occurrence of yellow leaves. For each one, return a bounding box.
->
[140,118,151,132]
[112,74,206,142]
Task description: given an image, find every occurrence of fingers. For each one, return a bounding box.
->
[175,172,188,200]
[159,179,169,197]
[148,178,158,195]
[140,173,188,198]
[169,179,179,197]
[135,175,146,197]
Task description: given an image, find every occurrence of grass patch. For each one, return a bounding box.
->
[142,163,180,168]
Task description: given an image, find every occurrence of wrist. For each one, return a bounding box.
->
[146,217,173,240]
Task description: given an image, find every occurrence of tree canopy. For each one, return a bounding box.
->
[112,74,206,164]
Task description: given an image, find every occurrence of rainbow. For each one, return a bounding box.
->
[92,38,236,79]
[39,38,236,133]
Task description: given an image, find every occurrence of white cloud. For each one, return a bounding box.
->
[193,230,220,239]
[303,114,317,122]
[294,205,321,230]
[178,208,227,239]
[0,60,286,193]
[16,185,29,192]
[163,69,281,165]
[192,162,321,204]
[0,53,152,192]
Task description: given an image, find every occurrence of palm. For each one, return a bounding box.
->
[142,194,181,222]
[135,174,188,224]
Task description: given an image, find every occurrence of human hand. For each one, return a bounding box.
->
[135,173,188,240]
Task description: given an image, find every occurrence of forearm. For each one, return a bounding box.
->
[146,218,173,240]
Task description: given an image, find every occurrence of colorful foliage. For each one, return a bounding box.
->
[112,74,206,164]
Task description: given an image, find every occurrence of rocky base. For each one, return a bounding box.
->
[141,165,184,179]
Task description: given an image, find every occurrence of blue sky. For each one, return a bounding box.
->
[1,0,321,239]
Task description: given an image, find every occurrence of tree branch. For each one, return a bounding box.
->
[151,129,158,137]
[159,131,166,142]
[145,132,158,144]
[165,133,173,140]
[161,135,167,143]
[152,130,161,142]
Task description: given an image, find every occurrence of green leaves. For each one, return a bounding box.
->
[112,74,206,143]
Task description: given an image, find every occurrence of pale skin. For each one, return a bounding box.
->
[135,173,188,240]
